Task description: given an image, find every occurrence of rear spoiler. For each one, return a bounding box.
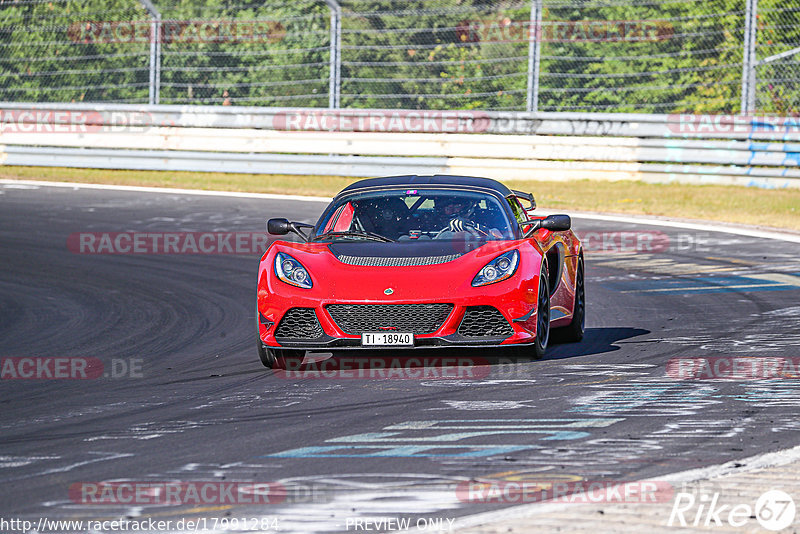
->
[512,190,536,211]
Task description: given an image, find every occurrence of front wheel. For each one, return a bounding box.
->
[531,260,551,359]
[257,339,304,369]
[508,261,550,361]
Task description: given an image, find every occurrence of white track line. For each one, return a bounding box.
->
[445,443,800,532]
[2,179,800,244]
[0,179,330,203]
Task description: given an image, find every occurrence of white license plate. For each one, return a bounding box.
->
[361,332,414,346]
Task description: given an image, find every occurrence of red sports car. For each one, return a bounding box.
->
[257,175,584,368]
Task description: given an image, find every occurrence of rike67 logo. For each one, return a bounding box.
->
[668,490,796,531]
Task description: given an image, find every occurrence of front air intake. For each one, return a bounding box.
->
[274,308,324,340]
[458,306,514,337]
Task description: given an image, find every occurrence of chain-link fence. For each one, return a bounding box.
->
[0,0,151,104]
[754,2,800,114]
[1,0,799,113]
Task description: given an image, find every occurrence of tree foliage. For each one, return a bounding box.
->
[1,0,798,113]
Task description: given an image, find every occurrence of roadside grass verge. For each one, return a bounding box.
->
[2,166,799,231]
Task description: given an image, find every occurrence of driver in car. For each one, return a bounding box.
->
[437,198,501,238]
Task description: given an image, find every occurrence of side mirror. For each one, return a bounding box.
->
[540,214,571,232]
[267,218,290,235]
[521,214,571,236]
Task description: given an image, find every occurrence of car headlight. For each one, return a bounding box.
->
[472,250,519,287]
[274,252,313,289]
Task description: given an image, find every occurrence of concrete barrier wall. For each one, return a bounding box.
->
[2,103,799,188]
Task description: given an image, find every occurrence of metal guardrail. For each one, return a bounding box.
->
[2,145,795,188]
[0,146,448,177]
[2,103,799,188]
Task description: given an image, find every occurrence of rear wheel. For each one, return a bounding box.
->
[554,256,585,343]
[257,339,304,369]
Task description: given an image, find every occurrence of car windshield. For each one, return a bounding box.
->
[314,188,515,242]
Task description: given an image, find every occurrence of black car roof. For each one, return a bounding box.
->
[339,175,514,197]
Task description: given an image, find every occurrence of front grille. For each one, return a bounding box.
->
[458,306,514,337]
[337,255,460,267]
[275,308,323,340]
[326,304,453,334]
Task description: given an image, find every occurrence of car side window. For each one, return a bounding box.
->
[507,196,536,237]
[506,196,526,224]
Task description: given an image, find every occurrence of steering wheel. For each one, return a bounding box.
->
[435,224,506,240]
[434,222,481,239]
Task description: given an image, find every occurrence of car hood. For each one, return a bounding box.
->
[326,240,471,266]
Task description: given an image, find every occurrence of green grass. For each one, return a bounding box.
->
[505,178,800,231]
[3,166,799,231]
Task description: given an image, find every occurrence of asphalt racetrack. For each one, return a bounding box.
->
[2,182,800,532]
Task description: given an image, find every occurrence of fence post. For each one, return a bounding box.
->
[740,0,757,114]
[526,0,543,113]
[324,0,342,109]
[138,0,161,105]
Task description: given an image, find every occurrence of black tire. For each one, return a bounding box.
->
[531,260,551,359]
[505,260,550,361]
[555,256,585,343]
[257,339,303,369]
